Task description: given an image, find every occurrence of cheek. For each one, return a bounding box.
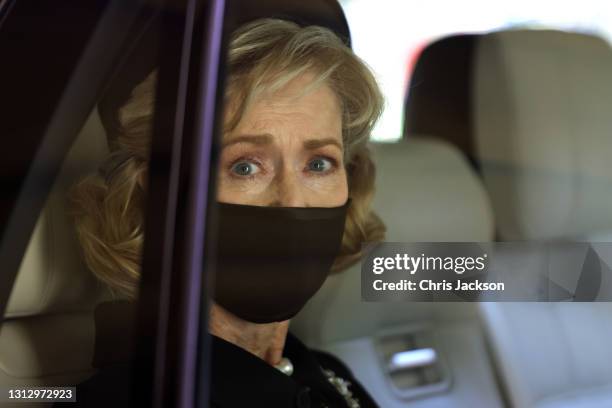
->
[302,169,349,207]
[216,174,272,204]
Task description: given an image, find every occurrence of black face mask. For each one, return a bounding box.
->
[212,200,349,324]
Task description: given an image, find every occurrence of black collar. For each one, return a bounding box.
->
[210,334,298,406]
[90,301,348,407]
[210,333,348,408]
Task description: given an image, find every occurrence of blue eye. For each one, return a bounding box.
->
[308,158,333,173]
[231,161,259,176]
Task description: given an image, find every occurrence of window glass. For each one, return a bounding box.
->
[0,2,169,405]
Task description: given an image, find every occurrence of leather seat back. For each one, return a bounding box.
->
[408,29,612,407]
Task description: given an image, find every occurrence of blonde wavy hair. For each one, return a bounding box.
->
[70,18,385,299]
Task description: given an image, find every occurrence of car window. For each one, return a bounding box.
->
[0,0,219,406]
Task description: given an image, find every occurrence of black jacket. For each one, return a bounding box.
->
[210,333,378,407]
[56,333,378,408]
[54,301,378,407]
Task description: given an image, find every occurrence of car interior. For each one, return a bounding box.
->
[2,0,612,407]
[293,25,612,408]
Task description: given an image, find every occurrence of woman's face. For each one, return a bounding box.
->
[217,72,349,207]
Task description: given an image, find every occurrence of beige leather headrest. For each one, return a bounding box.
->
[373,137,494,242]
[6,112,112,318]
[474,30,612,240]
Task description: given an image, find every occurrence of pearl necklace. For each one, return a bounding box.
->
[274,357,294,376]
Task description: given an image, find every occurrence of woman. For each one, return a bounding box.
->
[68,18,385,407]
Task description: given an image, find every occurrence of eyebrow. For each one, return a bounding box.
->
[303,138,343,151]
[223,134,343,151]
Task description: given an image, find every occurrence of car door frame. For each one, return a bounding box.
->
[0,0,224,407]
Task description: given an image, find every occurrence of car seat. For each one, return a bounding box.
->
[407,29,612,408]
[0,111,112,407]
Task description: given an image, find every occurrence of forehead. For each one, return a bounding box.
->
[227,72,343,139]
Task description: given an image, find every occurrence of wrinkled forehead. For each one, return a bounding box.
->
[223,69,342,135]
